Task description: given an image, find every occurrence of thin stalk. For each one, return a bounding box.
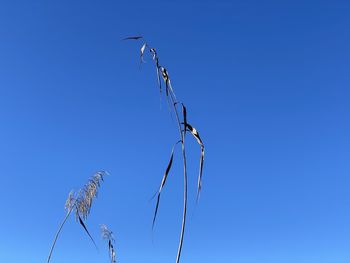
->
[168,92,187,263]
[46,206,74,263]
[176,137,187,263]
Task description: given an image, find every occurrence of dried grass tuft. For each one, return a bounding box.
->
[101,224,117,263]
[47,171,109,263]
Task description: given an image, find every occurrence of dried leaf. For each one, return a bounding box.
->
[159,68,169,101]
[152,143,178,229]
[150,48,157,60]
[167,79,176,100]
[197,147,205,201]
[160,66,168,81]
[123,36,143,40]
[182,104,187,136]
[149,48,162,94]
[186,123,205,201]
[156,67,162,93]
[160,67,176,101]
[186,123,203,146]
[78,214,98,250]
[160,66,169,95]
[140,43,147,64]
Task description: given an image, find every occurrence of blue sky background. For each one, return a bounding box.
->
[0,0,350,262]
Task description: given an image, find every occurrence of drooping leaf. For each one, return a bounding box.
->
[78,214,98,250]
[160,67,177,102]
[186,124,203,146]
[167,79,176,100]
[197,147,205,202]
[150,48,157,60]
[182,104,187,136]
[160,66,169,95]
[123,36,143,40]
[155,56,162,91]
[156,67,162,93]
[160,66,168,82]
[186,123,205,201]
[150,48,162,95]
[152,142,179,229]
[140,43,147,64]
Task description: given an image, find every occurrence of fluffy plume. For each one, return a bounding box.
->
[76,171,107,220]
[101,224,117,263]
[47,171,109,263]
[64,190,76,211]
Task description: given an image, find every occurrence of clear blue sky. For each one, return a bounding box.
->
[0,0,350,262]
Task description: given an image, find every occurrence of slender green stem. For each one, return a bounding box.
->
[46,207,74,263]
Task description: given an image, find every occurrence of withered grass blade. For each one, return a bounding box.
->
[156,67,162,93]
[197,147,205,202]
[150,48,157,60]
[122,36,143,40]
[182,104,187,135]
[160,67,169,95]
[151,49,162,93]
[140,43,147,64]
[152,142,179,229]
[78,214,98,249]
[127,38,206,263]
[168,80,175,97]
[186,123,205,200]
[186,124,203,146]
[161,67,175,98]
[46,171,109,263]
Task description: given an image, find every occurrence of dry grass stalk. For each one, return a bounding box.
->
[101,224,117,263]
[46,171,108,263]
[125,36,205,263]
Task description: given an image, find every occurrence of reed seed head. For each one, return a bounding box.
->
[75,171,107,220]
[101,224,117,263]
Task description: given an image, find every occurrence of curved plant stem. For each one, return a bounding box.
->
[46,207,74,263]
[168,92,187,263]
[128,39,193,262]
[176,138,187,263]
